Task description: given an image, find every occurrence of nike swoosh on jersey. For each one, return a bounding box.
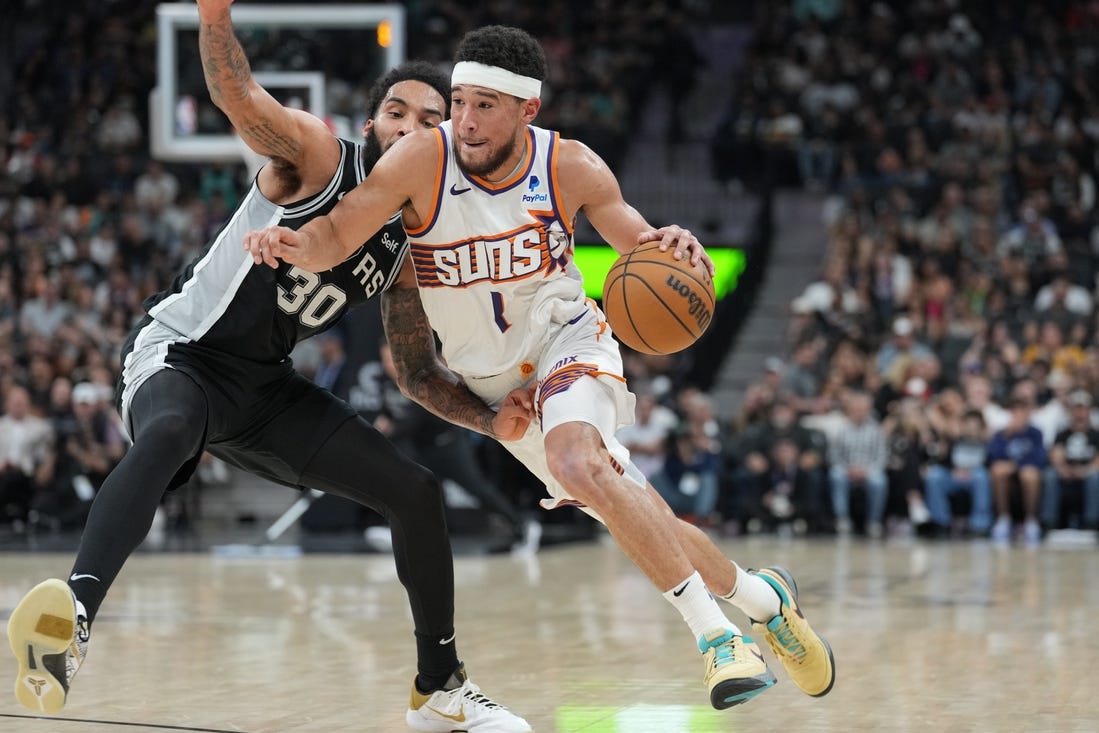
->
[449,184,472,195]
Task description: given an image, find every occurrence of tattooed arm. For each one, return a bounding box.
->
[197,0,338,197]
[381,262,534,441]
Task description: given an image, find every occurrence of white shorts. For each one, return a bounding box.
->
[463,307,644,521]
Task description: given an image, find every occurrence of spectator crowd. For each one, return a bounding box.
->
[667,0,1099,545]
[4,1,1099,547]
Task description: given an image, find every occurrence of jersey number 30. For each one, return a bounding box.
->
[277,266,347,328]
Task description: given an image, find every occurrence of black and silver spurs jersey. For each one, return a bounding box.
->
[134,138,405,364]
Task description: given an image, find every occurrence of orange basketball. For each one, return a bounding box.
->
[601,240,716,355]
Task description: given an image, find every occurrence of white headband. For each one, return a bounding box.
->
[452,61,542,100]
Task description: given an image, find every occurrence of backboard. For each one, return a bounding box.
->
[151,3,406,162]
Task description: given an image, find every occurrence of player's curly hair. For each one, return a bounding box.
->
[454,25,547,82]
[364,60,451,120]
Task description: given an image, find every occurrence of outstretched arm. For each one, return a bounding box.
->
[243,129,436,270]
[198,0,337,179]
[381,262,534,441]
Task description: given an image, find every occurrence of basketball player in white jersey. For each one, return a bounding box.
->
[246,25,836,709]
[7,5,533,731]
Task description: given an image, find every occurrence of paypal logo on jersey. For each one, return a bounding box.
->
[522,175,547,203]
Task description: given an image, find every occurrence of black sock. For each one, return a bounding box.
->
[415,630,460,692]
[68,577,105,624]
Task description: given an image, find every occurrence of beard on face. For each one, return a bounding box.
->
[454,133,517,178]
[361,126,384,170]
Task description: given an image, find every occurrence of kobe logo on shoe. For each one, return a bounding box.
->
[25,677,50,697]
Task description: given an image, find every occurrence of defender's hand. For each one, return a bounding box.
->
[243,226,300,269]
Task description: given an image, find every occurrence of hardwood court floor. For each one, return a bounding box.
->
[1,535,1096,732]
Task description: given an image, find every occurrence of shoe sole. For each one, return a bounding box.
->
[8,579,76,714]
[761,566,837,698]
[710,670,777,709]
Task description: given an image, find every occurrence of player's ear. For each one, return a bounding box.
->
[362,119,374,137]
[519,97,541,123]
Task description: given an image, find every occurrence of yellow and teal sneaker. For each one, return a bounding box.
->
[699,628,776,709]
[750,567,835,697]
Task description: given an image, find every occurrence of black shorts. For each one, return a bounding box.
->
[118,341,358,491]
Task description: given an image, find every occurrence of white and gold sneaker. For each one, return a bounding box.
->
[406,663,531,732]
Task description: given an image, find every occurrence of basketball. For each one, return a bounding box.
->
[601,240,716,355]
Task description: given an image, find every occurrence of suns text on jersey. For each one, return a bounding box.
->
[417,228,550,287]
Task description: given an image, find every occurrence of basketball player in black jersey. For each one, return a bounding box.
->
[6,3,533,730]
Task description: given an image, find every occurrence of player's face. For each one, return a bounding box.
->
[363,80,447,153]
[450,84,535,178]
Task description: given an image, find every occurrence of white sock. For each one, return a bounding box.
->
[662,571,739,640]
[719,563,781,622]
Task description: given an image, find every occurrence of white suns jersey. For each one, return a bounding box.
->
[408,121,590,378]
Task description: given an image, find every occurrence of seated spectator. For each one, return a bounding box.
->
[924,409,993,536]
[616,385,677,481]
[926,387,966,442]
[725,397,827,533]
[781,338,824,411]
[882,399,932,532]
[875,316,932,377]
[0,385,55,530]
[1042,390,1099,531]
[651,425,721,526]
[1034,271,1093,319]
[19,274,73,341]
[827,391,888,537]
[962,373,1010,433]
[759,437,816,533]
[989,397,1047,545]
[790,259,862,317]
[34,382,125,530]
[997,200,1063,272]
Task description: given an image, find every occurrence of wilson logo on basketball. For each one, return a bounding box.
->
[665,275,712,331]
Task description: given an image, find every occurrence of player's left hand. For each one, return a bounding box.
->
[493,386,537,441]
[243,225,299,269]
[637,225,715,278]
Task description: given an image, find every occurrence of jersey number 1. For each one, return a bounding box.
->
[491,291,511,333]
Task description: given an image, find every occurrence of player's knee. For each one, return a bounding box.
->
[136,410,204,456]
[546,445,609,503]
[410,463,442,501]
[397,462,443,509]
